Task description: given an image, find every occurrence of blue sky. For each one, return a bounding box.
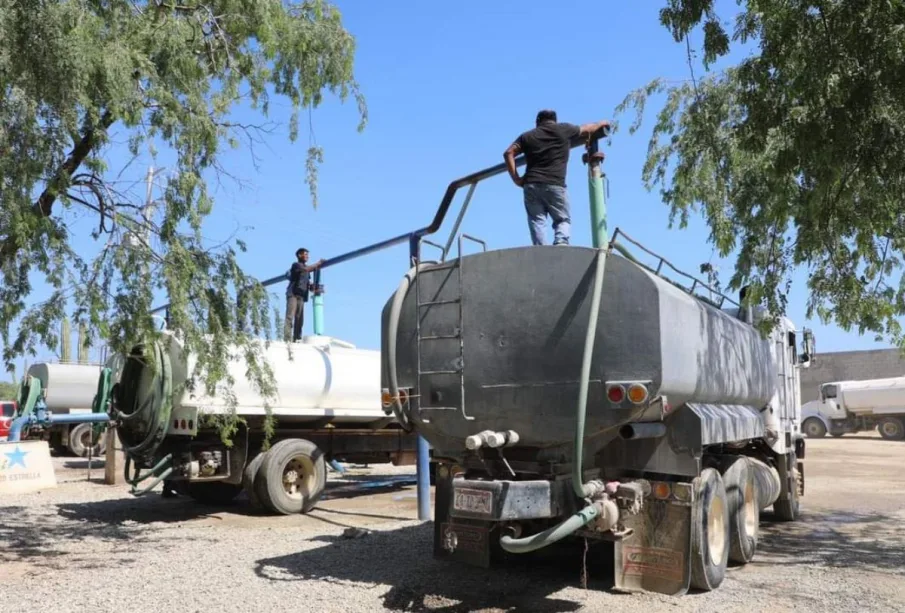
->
[15,0,894,373]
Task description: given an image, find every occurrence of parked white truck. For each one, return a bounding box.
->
[25,362,107,457]
[801,376,905,440]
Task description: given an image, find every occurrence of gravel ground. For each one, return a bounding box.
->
[2,435,904,613]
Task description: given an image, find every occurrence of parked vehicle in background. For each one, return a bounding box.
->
[801,377,905,440]
[21,362,106,456]
[0,400,16,441]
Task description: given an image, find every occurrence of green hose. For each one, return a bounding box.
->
[116,339,174,462]
[16,376,42,418]
[573,248,608,499]
[500,503,601,553]
[500,248,609,554]
[386,261,438,431]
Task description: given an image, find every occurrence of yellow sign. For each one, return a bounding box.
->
[0,440,57,495]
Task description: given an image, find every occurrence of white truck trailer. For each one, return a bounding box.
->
[107,330,418,514]
[801,376,905,440]
[25,362,106,457]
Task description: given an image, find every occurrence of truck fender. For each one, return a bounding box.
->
[800,407,830,431]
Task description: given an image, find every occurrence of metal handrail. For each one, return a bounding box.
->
[149,127,611,316]
[611,227,739,309]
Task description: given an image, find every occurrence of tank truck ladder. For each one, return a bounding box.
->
[413,235,486,422]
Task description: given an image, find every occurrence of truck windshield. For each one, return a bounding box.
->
[1,402,14,417]
[821,385,838,400]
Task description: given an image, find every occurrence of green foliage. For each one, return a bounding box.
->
[0,380,17,400]
[0,1,366,440]
[618,0,905,343]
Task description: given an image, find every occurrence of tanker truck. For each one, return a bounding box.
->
[801,377,905,440]
[24,362,107,457]
[380,230,815,595]
[104,329,417,514]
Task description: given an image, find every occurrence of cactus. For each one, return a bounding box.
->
[78,322,89,364]
[61,317,72,362]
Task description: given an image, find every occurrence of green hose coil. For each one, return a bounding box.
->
[114,339,174,467]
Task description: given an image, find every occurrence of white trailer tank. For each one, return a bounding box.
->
[26,363,101,413]
[161,331,386,424]
[836,377,905,414]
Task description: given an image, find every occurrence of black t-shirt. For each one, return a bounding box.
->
[516,122,581,187]
[286,262,310,300]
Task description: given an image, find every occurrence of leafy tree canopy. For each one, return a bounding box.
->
[618,0,905,344]
[0,380,17,400]
[0,1,366,422]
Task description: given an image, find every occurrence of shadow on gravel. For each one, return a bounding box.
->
[0,503,204,571]
[255,522,619,612]
[823,436,905,443]
[43,476,422,527]
[759,509,905,573]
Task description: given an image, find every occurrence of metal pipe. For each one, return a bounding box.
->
[6,415,33,443]
[312,268,325,335]
[618,422,667,440]
[7,411,110,442]
[442,183,477,260]
[586,140,608,249]
[416,435,431,521]
[48,413,111,425]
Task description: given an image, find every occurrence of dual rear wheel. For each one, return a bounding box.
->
[243,438,327,515]
[690,458,761,592]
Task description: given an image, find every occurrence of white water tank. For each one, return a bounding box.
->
[837,377,905,414]
[165,332,387,424]
[27,363,101,413]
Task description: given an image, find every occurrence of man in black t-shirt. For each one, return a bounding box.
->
[285,247,325,342]
[504,110,610,245]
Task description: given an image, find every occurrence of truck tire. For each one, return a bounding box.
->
[802,418,827,439]
[68,423,106,458]
[722,457,759,565]
[242,451,267,510]
[773,453,801,522]
[690,468,730,591]
[185,481,243,505]
[255,438,326,515]
[878,417,905,441]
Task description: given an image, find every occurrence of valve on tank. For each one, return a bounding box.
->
[187,450,224,478]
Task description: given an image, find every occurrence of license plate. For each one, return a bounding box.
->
[453,488,493,515]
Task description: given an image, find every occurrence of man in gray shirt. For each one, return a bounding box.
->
[504,110,610,245]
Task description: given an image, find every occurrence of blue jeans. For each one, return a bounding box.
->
[523,183,571,245]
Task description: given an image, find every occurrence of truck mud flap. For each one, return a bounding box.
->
[614,497,692,595]
[433,463,495,567]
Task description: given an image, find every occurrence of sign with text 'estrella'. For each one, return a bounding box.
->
[0,440,57,495]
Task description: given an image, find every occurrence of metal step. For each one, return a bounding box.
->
[418,298,460,307]
[419,333,461,341]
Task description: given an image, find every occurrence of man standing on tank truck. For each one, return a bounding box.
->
[504,110,611,245]
[285,247,325,342]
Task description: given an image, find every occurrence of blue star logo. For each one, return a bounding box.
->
[4,445,28,469]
